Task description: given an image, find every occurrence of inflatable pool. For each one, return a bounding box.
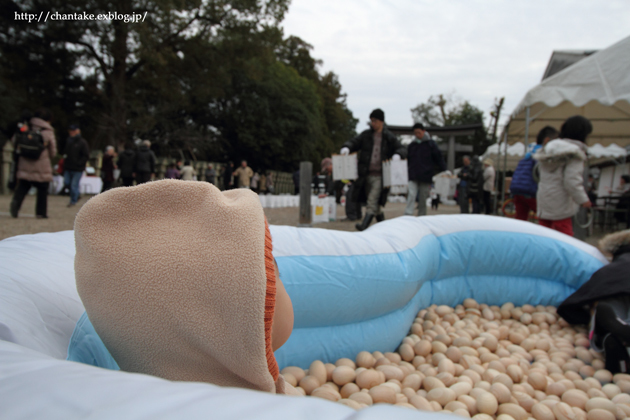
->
[0,215,606,419]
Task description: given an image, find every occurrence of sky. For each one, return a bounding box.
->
[282,0,630,135]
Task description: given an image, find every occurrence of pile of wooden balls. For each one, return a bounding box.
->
[281,299,630,419]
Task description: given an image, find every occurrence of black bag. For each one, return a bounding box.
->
[591,297,630,374]
[15,123,45,160]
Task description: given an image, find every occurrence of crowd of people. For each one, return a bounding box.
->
[508,116,597,237]
[7,107,607,240]
[7,110,275,219]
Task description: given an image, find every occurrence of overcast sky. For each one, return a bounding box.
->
[282,0,630,136]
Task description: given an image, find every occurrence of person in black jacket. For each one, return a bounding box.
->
[117,143,136,187]
[405,123,446,216]
[457,156,472,213]
[133,140,156,184]
[340,108,407,231]
[64,124,90,207]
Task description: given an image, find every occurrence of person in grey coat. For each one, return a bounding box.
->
[534,115,592,236]
[133,140,156,185]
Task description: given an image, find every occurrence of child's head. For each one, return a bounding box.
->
[74,180,293,392]
[560,116,592,143]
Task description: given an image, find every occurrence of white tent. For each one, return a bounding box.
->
[483,142,627,171]
[505,35,630,148]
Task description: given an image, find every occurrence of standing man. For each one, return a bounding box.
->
[457,155,472,213]
[117,143,136,187]
[63,124,90,207]
[482,158,495,214]
[233,160,254,189]
[340,108,407,231]
[205,163,216,185]
[133,140,156,184]
[223,162,234,190]
[405,123,446,216]
[101,146,117,192]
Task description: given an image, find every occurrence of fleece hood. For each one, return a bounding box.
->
[533,138,587,164]
[74,180,293,393]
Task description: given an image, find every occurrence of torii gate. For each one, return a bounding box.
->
[387,123,484,172]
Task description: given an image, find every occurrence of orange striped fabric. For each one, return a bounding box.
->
[263,218,279,381]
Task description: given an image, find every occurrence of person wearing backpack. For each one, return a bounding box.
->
[63,124,90,207]
[510,126,558,221]
[467,156,485,214]
[404,123,446,216]
[10,109,57,219]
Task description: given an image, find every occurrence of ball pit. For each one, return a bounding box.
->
[284,299,630,418]
[0,215,612,419]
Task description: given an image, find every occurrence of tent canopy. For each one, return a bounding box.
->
[483,142,627,171]
[506,35,630,147]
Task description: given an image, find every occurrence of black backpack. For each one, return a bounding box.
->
[15,122,45,160]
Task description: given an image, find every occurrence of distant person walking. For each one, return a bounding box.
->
[457,155,472,214]
[482,158,495,214]
[468,156,485,214]
[535,116,592,236]
[117,143,136,187]
[133,140,156,185]
[510,126,558,220]
[223,162,234,190]
[233,160,254,189]
[180,160,196,181]
[101,146,117,193]
[205,164,216,184]
[341,108,406,231]
[405,123,446,216]
[63,123,90,207]
[10,109,57,218]
[164,163,180,179]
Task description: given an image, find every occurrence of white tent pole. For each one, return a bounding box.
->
[523,106,531,151]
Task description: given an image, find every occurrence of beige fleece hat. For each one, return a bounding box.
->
[74,179,281,392]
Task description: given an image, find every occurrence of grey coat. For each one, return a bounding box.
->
[534,139,589,220]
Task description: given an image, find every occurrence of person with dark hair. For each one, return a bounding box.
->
[467,156,485,214]
[510,126,559,221]
[223,162,234,190]
[534,116,592,236]
[117,143,136,186]
[405,122,446,216]
[63,123,90,207]
[340,108,407,231]
[10,108,57,218]
[457,155,472,213]
[133,140,156,184]
[100,146,117,193]
[164,163,180,180]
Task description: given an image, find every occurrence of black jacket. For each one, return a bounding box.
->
[342,127,407,205]
[342,127,407,177]
[407,133,446,183]
[64,135,90,172]
[134,145,156,174]
[117,149,136,178]
[558,252,630,325]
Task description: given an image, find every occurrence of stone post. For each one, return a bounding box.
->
[298,162,312,227]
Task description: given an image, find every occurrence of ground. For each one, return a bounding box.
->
[0,192,605,246]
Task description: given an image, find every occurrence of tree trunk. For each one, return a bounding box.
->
[107,2,131,151]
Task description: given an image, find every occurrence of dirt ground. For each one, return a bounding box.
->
[0,192,604,246]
